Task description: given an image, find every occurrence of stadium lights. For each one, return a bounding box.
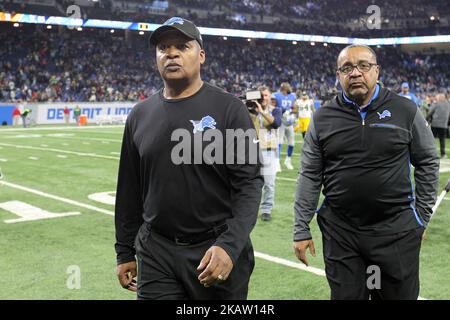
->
[110,29,114,33]
[2,11,450,46]
[77,27,83,31]
[430,16,435,21]
[139,31,144,35]
[223,36,227,40]
[46,25,52,29]
[323,42,328,47]
[310,42,315,46]
[247,38,251,42]
[292,41,297,45]
[13,22,19,27]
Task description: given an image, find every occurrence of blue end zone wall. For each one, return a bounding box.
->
[0,105,15,125]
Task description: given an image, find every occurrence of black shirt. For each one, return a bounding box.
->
[115,82,263,265]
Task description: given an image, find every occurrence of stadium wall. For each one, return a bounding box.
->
[0,104,15,125]
[0,102,135,125]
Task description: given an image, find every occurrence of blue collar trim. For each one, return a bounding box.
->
[343,83,380,109]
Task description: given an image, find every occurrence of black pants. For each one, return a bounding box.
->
[432,127,447,157]
[317,215,424,300]
[135,223,255,300]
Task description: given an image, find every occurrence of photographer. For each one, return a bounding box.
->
[247,86,282,222]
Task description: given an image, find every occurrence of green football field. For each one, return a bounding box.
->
[0,124,449,300]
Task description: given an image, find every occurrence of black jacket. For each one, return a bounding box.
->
[294,85,439,240]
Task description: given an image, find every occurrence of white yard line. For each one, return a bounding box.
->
[0,158,7,162]
[54,136,121,143]
[28,157,39,160]
[61,130,124,135]
[0,143,119,161]
[2,134,122,143]
[57,155,68,159]
[0,125,124,132]
[0,180,113,216]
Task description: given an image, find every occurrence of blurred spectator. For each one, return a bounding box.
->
[63,106,70,124]
[74,105,81,126]
[20,107,31,128]
[427,94,450,159]
[399,82,420,107]
[12,106,21,126]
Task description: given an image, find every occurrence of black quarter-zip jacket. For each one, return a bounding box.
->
[294,85,440,241]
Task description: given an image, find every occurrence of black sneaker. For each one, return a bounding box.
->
[261,213,271,221]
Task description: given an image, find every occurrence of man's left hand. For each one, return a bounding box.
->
[197,246,233,287]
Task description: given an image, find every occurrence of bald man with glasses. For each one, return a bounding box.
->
[293,45,439,300]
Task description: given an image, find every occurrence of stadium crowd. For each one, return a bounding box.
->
[0,25,449,105]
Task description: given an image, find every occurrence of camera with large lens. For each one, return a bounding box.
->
[242,90,263,115]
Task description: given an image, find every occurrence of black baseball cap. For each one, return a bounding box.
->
[149,17,203,48]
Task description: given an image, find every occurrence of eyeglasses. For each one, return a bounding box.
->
[338,62,378,75]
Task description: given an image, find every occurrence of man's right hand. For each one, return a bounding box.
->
[116,260,138,292]
[293,239,316,266]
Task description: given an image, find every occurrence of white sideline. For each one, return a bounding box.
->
[0,180,435,300]
[0,125,124,132]
[0,180,114,216]
[0,143,120,160]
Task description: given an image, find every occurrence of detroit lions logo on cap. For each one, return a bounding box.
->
[377,110,391,119]
[164,17,185,26]
[190,116,216,134]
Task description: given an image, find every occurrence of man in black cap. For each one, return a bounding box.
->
[114,17,263,300]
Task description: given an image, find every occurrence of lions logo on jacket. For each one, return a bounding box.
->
[377,110,391,119]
